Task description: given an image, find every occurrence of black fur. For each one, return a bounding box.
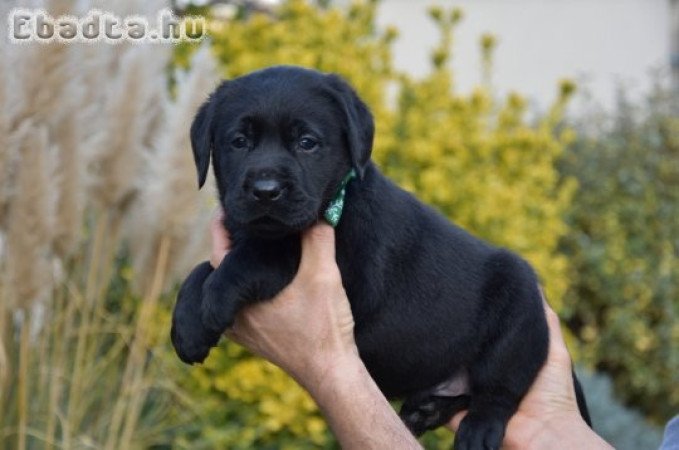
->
[170,66,590,449]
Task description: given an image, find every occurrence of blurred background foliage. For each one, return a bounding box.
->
[561,83,679,424]
[0,0,675,449]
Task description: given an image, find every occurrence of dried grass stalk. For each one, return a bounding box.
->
[108,234,171,450]
[16,313,31,450]
[0,284,9,409]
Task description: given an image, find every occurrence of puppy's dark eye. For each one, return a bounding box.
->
[298,137,318,152]
[231,136,248,149]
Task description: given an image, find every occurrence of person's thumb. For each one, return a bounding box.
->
[298,222,336,277]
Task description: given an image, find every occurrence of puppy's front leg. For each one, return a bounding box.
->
[201,240,299,335]
[200,256,249,334]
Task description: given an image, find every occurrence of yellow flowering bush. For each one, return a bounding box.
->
[170,342,332,449]
[172,1,575,447]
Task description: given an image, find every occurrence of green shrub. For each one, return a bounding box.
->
[560,82,679,423]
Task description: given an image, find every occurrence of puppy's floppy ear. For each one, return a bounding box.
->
[190,95,215,189]
[326,74,375,180]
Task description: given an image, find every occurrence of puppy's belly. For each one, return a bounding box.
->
[354,318,478,399]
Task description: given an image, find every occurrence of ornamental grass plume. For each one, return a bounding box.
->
[4,121,53,311]
[0,44,10,232]
[51,113,84,259]
[10,25,74,130]
[138,44,173,151]
[86,42,169,217]
[128,43,219,296]
[3,5,79,247]
[91,46,150,212]
[1,1,197,448]
[34,5,86,261]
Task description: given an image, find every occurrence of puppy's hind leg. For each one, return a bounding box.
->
[399,374,471,436]
[454,251,548,450]
[171,262,222,364]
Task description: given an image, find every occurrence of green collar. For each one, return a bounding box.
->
[324,169,357,227]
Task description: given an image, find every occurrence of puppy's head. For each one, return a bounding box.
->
[191,66,374,238]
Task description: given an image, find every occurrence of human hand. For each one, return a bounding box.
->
[208,209,357,390]
[208,210,422,449]
[447,290,611,449]
[209,209,231,269]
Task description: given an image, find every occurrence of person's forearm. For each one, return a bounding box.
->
[302,353,422,450]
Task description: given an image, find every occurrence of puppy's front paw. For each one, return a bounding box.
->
[171,262,222,365]
[454,413,506,450]
[171,318,219,364]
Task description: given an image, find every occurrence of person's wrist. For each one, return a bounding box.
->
[296,349,363,400]
[522,415,604,450]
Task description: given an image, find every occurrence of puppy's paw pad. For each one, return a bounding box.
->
[454,414,505,450]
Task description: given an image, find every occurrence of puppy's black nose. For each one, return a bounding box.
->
[252,179,283,202]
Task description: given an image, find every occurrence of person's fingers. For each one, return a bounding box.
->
[298,222,337,277]
[210,208,231,268]
[447,410,468,432]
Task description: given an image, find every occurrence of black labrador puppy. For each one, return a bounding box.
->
[171,66,590,449]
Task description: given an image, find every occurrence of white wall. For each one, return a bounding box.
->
[374,0,672,113]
